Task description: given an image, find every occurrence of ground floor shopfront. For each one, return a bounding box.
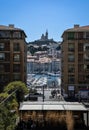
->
[17,101,89,130]
[63,85,89,100]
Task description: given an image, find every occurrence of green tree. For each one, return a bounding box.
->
[0,104,17,130]
[0,81,29,129]
[4,81,28,103]
[0,92,9,103]
[28,45,37,55]
[4,81,28,94]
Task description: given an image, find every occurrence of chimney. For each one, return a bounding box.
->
[74,24,79,28]
[9,24,14,28]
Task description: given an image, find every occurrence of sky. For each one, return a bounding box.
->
[0,0,89,42]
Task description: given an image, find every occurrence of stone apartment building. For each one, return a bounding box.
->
[61,25,89,99]
[0,24,27,91]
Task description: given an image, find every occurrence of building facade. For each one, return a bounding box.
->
[0,24,27,91]
[61,25,89,99]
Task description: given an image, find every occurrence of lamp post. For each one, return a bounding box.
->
[43,85,44,102]
[87,86,89,102]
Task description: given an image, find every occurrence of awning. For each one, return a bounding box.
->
[19,101,87,111]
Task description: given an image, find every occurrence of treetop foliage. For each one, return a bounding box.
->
[4,81,28,94]
[0,81,28,104]
[0,92,9,102]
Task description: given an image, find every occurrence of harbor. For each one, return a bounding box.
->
[26,73,61,101]
[27,73,61,88]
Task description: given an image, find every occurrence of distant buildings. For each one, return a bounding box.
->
[0,24,27,91]
[27,31,61,74]
[27,52,61,74]
[61,24,89,99]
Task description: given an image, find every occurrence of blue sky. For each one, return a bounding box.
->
[0,0,89,42]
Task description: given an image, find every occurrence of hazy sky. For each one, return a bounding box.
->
[0,0,89,42]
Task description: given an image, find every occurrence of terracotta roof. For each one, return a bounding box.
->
[66,25,89,32]
[0,24,27,37]
[0,25,22,31]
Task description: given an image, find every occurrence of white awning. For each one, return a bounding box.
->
[19,101,87,111]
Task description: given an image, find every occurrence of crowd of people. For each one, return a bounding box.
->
[15,117,89,130]
[15,118,67,130]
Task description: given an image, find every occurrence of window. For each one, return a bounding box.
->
[0,65,4,72]
[0,31,11,38]
[68,54,75,62]
[0,75,10,82]
[84,64,89,71]
[78,54,83,62]
[0,53,5,60]
[0,31,5,37]
[84,45,89,51]
[13,64,20,72]
[13,54,20,62]
[13,32,21,38]
[78,32,83,39]
[84,54,89,61]
[68,75,75,84]
[68,64,75,73]
[0,43,4,51]
[13,74,21,80]
[78,43,83,51]
[13,43,20,51]
[78,64,84,72]
[68,43,75,51]
[78,75,84,82]
[68,32,75,40]
[86,75,89,79]
[0,64,10,72]
[5,53,10,61]
[84,43,89,51]
[86,32,89,38]
[5,42,10,51]
[5,31,11,38]
[86,65,89,69]
[5,64,10,72]
[0,75,4,82]
[4,75,10,82]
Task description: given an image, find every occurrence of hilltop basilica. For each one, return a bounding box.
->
[40,30,53,41]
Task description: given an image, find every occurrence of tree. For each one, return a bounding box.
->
[4,81,28,94]
[4,81,28,103]
[0,104,17,130]
[0,81,29,130]
[28,45,37,55]
[0,92,9,103]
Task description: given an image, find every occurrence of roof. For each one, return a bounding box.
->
[19,101,88,111]
[66,25,89,32]
[0,24,27,37]
[61,25,89,37]
[0,25,22,31]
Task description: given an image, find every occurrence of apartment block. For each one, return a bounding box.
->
[0,24,27,91]
[61,25,89,99]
